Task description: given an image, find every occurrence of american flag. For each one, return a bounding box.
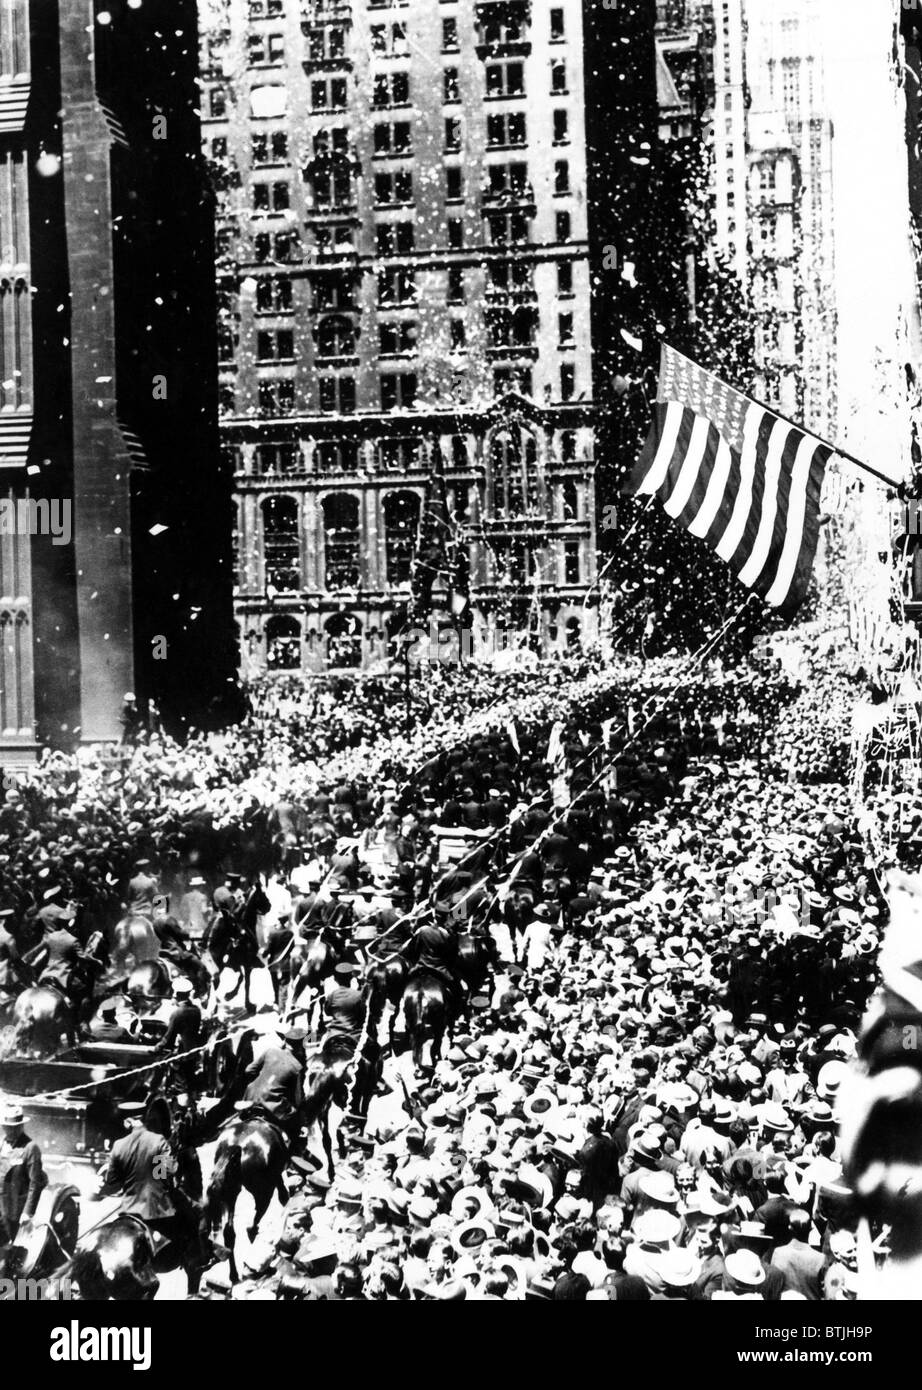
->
[624,345,835,612]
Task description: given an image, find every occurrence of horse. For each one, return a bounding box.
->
[111,913,161,977]
[209,882,271,1011]
[285,929,339,1030]
[402,974,451,1071]
[204,1118,290,1285]
[11,984,75,1056]
[364,955,407,1048]
[457,931,496,1018]
[67,1211,209,1301]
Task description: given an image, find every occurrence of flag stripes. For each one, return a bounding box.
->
[625,347,833,612]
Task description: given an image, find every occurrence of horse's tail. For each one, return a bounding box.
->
[205,1137,242,1229]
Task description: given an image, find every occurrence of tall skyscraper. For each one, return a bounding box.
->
[201,0,598,675]
[0,0,233,763]
[745,0,837,438]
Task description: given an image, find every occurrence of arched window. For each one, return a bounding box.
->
[261,496,300,591]
[266,615,301,670]
[383,490,420,583]
[323,492,360,588]
[325,612,362,668]
[490,429,539,518]
[316,315,355,358]
[566,616,581,649]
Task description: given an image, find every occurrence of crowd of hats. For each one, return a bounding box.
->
[211,746,881,1300]
[0,645,897,1300]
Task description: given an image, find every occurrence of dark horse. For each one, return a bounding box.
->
[205,1061,347,1283]
[403,974,452,1071]
[66,1213,212,1301]
[457,930,496,1018]
[365,955,407,1048]
[205,1118,289,1285]
[208,882,271,1010]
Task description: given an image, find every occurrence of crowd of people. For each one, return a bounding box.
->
[0,644,914,1300]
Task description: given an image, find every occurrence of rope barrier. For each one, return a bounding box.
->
[28,1026,247,1103]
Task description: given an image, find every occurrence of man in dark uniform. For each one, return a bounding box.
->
[0,1103,46,1246]
[405,919,461,1013]
[242,1028,306,1149]
[155,979,203,1087]
[94,1106,207,1260]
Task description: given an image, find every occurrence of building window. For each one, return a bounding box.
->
[381,372,418,411]
[445,117,462,152]
[550,7,565,41]
[319,376,356,413]
[376,221,415,255]
[374,121,413,155]
[378,266,417,305]
[323,494,361,589]
[558,312,574,346]
[493,367,531,397]
[209,87,227,118]
[266,615,301,670]
[562,477,579,517]
[558,261,573,295]
[446,167,464,201]
[447,218,464,249]
[262,496,300,590]
[447,266,464,303]
[254,230,300,263]
[561,363,576,400]
[316,316,356,358]
[257,329,294,360]
[248,31,284,65]
[252,130,288,164]
[258,378,296,414]
[370,21,409,57]
[373,71,410,108]
[444,67,460,103]
[384,490,421,583]
[443,17,459,52]
[312,77,348,111]
[487,161,529,196]
[249,0,283,16]
[306,25,347,61]
[486,60,524,97]
[554,160,570,194]
[489,260,533,292]
[564,540,581,584]
[312,440,356,473]
[487,112,526,147]
[553,109,569,144]
[551,59,567,93]
[375,170,413,204]
[256,443,300,474]
[488,304,537,348]
[487,211,530,246]
[379,320,417,355]
[556,211,571,241]
[490,430,539,517]
[450,319,466,350]
[325,613,363,667]
[253,180,290,211]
